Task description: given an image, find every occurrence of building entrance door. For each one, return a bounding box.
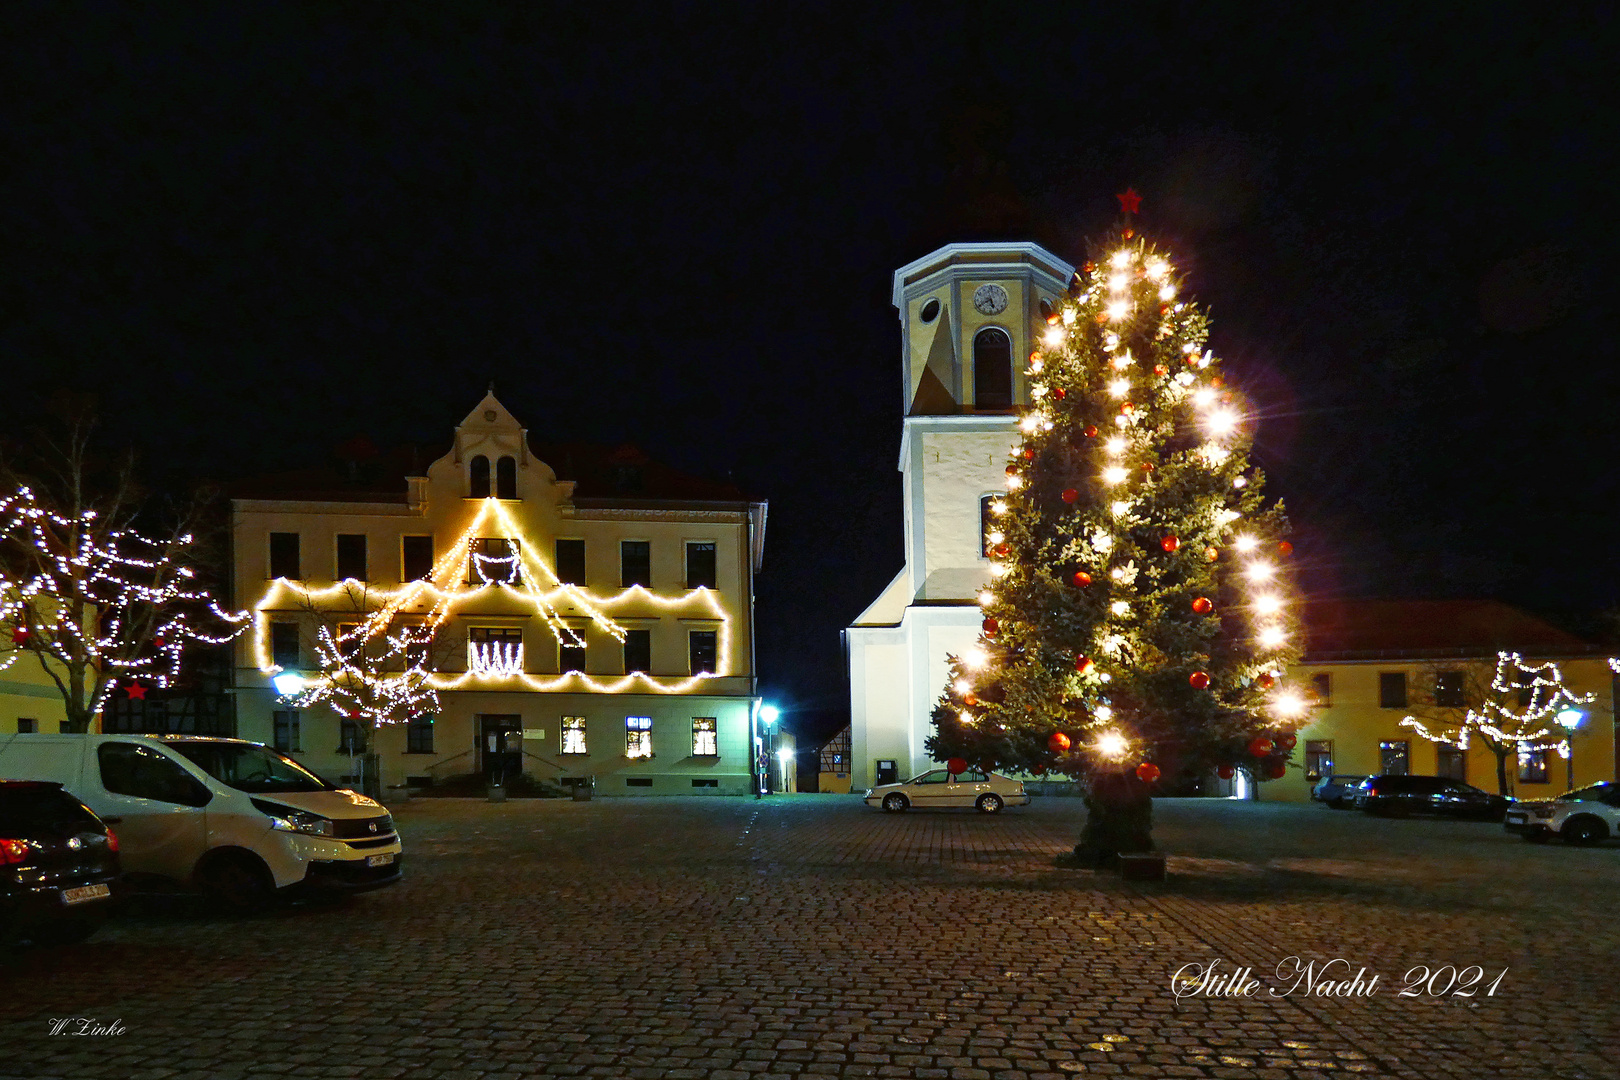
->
[480,715,524,785]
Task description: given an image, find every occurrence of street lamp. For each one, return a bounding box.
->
[1557,708,1584,791]
[760,705,779,795]
[271,671,307,697]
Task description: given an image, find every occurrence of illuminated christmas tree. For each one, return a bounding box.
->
[0,485,249,731]
[926,199,1305,863]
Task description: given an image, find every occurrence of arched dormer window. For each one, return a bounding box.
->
[973,327,1013,409]
[469,455,491,498]
[495,456,517,499]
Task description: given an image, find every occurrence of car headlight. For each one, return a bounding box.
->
[251,798,334,837]
[1529,806,1559,819]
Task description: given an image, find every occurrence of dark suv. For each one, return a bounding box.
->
[1353,775,1511,820]
[1,780,121,946]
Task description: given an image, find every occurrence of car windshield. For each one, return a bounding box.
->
[166,741,332,793]
[1561,782,1618,802]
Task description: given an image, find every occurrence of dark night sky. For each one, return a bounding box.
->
[3,4,1617,744]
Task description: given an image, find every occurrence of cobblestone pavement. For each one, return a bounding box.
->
[3,795,1616,1080]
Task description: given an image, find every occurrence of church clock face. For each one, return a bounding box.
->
[972,283,1009,315]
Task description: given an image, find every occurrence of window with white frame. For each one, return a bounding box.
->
[561,716,587,755]
[469,626,524,674]
[692,717,717,757]
[625,716,653,759]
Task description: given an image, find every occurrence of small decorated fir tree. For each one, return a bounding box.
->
[926,203,1305,863]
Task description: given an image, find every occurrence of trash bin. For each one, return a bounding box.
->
[571,778,594,802]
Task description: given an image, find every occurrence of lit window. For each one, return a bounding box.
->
[561,717,587,756]
[1519,748,1549,784]
[1304,739,1332,780]
[692,717,717,757]
[469,538,520,585]
[469,627,524,674]
[626,716,653,759]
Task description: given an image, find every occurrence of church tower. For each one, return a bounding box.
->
[846,242,1073,789]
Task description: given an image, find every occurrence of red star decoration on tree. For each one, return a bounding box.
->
[1116,187,1142,215]
[124,682,148,700]
[10,626,29,644]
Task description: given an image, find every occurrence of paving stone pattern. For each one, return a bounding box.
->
[2,796,1615,1080]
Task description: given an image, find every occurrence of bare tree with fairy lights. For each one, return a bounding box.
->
[0,414,249,732]
[926,195,1306,866]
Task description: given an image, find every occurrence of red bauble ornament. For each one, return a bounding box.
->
[982,617,999,636]
[1053,387,1066,400]
[123,682,148,701]
[1004,465,1019,478]
[1061,488,1079,504]
[1256,672,1276,689]
[1048,732,1072,753]
[1191,597,1213,614]
[1083,425,1099,438]
[1216,763,1236,780]
[1160,535,1180,553]
[1046,312,1062,326]
[994,543,1010,557]
[1120,402,1134,414]
[1277,733,1298,751]
[1263,759,1287,780]
[1083,261,1097,273]
[962,693,979,706]
[1189,671,1210,690]
[1074,654,1095,675]
[1022,448,1034,460]
[1072,570,1092,587]
[1278,541,1294,557]
[946,757,968,775]
[1142,462,1154,473]
[1135,762,1161,783]
[1248,736,1275,757]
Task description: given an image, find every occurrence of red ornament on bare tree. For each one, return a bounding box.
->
[1135,762,1161,783]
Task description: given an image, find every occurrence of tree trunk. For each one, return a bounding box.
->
[1073,770,1155,868]
[1494,751,1510,798]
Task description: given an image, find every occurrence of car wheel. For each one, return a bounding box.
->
[881,793,909,813]
[199,852,277,912]
[27,912,107,947]
[1563,817,1608,846]
[976,793,1004,815]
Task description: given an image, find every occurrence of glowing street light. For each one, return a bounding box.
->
[1558,708,1584,790]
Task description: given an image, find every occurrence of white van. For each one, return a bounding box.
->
[0,734,402,906]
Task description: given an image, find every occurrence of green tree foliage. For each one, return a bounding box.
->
[926,235,1305,855]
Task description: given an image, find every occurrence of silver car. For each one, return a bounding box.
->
[864,769,1030,814]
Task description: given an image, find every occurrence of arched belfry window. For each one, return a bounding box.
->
[469,455,491,498]
[974,327,1013,409]
[495,456,517,500]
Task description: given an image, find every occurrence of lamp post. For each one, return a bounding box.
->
[760,705,779,795]
[1557,708,1584,791]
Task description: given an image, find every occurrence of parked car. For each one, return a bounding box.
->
[1353,775,1511,820]
[864,769,1029,814]
[0,734,401,908]
[1,780,121,946]
[1504,781,1620,845]
[1311,774,1368,808]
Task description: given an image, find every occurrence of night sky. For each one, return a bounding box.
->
[4,5,1616,745]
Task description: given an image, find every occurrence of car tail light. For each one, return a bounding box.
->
[0,838,31,865]
[105,830,119,853]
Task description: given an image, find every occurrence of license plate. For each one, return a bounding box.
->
[366,854,394,867]
[61,883,111,905]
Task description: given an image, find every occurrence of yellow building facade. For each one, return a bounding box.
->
[1271,601,1616,802]
[231,392,768,796]
[1,652,69,735]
